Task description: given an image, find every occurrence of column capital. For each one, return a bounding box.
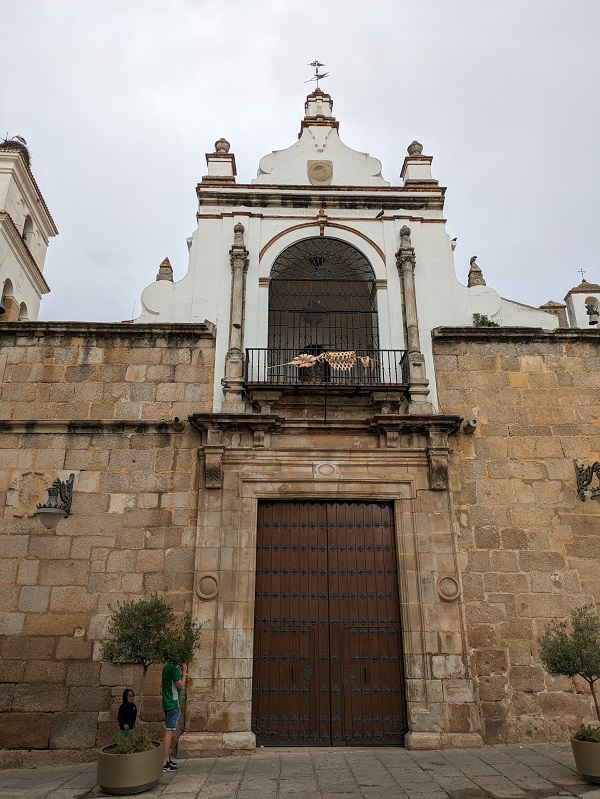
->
[229,223,249,271]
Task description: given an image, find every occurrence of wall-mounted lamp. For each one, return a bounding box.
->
[33,473,75,529]
[574,459,600,502]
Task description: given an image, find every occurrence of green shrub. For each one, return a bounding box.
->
[538,604,600,723]
[102,593,202,734]
[107,731,157,754]
[573,724,600,743]
[472,313,500,327]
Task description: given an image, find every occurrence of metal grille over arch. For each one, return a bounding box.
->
[268,237,379,353]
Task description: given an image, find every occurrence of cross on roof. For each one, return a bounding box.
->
[306,60,329,89]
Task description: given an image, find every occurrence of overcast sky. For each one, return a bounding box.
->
[2,0,599,322]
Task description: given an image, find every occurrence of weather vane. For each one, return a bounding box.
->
[305,60,329,89]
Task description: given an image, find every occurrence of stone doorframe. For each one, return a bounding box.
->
[179,416,483,755]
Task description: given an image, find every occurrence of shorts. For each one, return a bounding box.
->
[164,707,181,730]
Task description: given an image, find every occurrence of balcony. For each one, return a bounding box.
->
[244,348,409,395]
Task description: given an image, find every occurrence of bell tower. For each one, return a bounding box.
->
[0,137,57,321]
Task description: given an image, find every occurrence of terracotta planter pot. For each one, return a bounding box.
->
[97,740,163,795]
[571,738,600,784]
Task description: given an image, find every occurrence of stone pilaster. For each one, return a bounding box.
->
[396,226,434,414]
[221,223,249,413]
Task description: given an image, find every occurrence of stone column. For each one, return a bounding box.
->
[396,225,433,414]
[221,223,249,413]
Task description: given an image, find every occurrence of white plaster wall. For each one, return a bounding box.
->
[394,219,558,405]
[136,196,561,414]
[0,164,50,270]
[252,126,389,187]
[565,290,600,328]
[0,227,43,319]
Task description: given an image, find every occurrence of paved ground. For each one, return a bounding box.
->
[0,743,599,799]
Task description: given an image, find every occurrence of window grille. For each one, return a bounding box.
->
[268,237,379,354]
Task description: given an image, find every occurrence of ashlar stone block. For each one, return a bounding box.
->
[0,712,52,749]
[50,712,98,749]
[18,585,50,612]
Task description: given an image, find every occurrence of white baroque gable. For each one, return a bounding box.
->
[252,90,389,188]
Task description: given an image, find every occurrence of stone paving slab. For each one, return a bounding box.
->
[0,744,598,799]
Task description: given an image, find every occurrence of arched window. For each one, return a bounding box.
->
[268,238,378,354]
[18,302,29,321]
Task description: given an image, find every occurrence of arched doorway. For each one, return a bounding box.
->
[268,237,379,354]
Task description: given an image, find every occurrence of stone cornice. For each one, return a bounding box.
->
[0,320,216,340]
[431,326,600,343]
[196,184,446,211]
[371,414,463,437]
[189,412,462,437]
[0,419,179,434]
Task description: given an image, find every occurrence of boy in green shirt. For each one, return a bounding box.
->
[161,660,187,771]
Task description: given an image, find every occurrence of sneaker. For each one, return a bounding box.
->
[167,759,178,769]
[163,763,177,772]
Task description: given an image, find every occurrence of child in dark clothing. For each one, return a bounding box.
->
[117,688,137,737]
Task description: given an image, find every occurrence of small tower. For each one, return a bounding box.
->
[564,279,600,328]
[0,137,57,321]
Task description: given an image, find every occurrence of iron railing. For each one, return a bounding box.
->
[245,349,409,388]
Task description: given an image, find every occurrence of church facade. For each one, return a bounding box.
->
[0,94,599,760]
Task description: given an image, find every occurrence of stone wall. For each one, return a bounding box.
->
[432,327,600,744]
[0,322,215,756]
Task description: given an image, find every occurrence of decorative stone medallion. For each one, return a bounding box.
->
[307,160,333,186]
[197,573,219,601]
[313,462,339,479]
[436,574,460,602]
[6,470,51,518]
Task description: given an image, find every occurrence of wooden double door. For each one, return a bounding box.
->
[252,500,407,746]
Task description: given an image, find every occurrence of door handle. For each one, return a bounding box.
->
[292,665,295,683]
[364,666,368,683]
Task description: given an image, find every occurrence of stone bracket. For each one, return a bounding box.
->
[370,415,462,458]
[192,415,284,472]
[426,425,454,491]
[203,446,224,489]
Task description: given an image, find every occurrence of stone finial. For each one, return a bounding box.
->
[407,141,423,156]
[467,256,486,287]
[156,257,174,282]
[399,226,412,249]
[215,138,231,153]
[233,223,245,247]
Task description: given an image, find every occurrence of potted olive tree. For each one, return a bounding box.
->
[538,604,600,784]
[97,594,201,795]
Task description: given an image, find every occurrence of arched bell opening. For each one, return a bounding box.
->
[0,279,14,317]
[267,239,379,383]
